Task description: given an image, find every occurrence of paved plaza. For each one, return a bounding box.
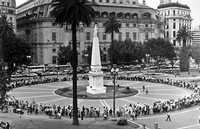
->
[7,79,199,129]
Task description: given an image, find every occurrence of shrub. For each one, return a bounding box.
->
[117,118,128,126]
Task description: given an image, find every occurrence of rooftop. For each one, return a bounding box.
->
[158,2,190,9]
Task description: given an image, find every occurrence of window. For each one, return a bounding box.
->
[173,31,176,38]
[86,32,90,40]
[145,32,149,40]
[52,48,56,53]
[52,32,56,41]
[173,10,175,16]
[132,1,136,4]
[118,32,122,41]
[99,0,102,2]
[133,24,137,27]
[106,0,109,3]
[113,0,116,3]
[9,17,12,22]
[133,32,137,40]
[145,24,148,27]
[7,2,10,6]
[166,31,169,38]
[126,32,129,39]
[103,33,106,40]
[166,24,169,29]
[173,40,176,46]
[126,23,129,27]
[173,23,176,29]
[52,56,57,64]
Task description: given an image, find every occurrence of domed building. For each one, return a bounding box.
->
[16,0,164,65]
[0,0,16,31]
[158,0,192,47]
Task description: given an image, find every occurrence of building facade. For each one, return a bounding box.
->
[17,0,164,65]
[0,0,16,31]
[192,27,200,47]
[158,0,192,47]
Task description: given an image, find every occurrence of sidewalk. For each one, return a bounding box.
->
[0,111,141,129]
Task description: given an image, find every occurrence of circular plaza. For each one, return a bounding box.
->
[6,72,200,129]
[8,79,192,112]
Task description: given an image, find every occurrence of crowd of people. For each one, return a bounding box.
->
[3,72,200,121]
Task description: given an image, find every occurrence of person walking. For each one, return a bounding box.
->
[166,114,171,121]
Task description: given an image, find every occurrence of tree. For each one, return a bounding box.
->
[191,45,200,70]
[57,45,72,65]
[176,26,192,71]
[0,15,15,60]
[110,40,145,65]
[3,37,31,73]
[0,15,31,104]
[144,38,176,69]
[104,16,121,66]
[51,0,95,125]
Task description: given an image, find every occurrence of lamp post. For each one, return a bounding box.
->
[26,56,31,81]
[111,66,119,118]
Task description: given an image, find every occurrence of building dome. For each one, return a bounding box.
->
[158,2,190,9]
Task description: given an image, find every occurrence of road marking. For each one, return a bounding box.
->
[103,100,110,109]
[128,120,150,129]
[99,99,110,109]
[177,124,200,129]
[99,100,105,106]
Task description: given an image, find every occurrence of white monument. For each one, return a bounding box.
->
[87,24,106,94]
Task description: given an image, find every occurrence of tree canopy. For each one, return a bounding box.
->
[110,40,145,65]
[3,37,31,73]
[57,45,72,65]
[0,15,31,73]
[144,38,176,65]
[176,26,192,47]
[104,16,121,65]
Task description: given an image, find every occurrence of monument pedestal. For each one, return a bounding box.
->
[87,71,106,94]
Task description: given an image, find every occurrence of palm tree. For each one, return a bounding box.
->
[51,0,95,125]
[104,16,121,66]
[176,26,192,72]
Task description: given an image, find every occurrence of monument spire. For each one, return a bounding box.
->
[87,24,106,94]
[91,24,102,68]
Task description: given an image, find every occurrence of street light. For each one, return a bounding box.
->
[111,66,119,118]
[26,56,31,81]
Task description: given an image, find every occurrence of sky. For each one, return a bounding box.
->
[16,0,200,29]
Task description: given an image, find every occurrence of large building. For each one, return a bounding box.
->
[0,0,16,30]
[192,27,200,47]
[16,0,164,65]
[158,0,192,47]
